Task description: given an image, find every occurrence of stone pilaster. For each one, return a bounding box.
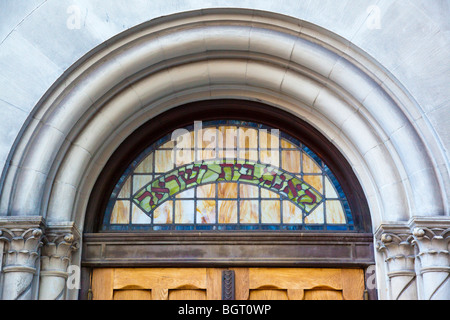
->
[410,218,450,300]
[376,224,417,300]
[39,223,80,300]
[0,217,45,300]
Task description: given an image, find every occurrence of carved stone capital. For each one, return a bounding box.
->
[41,232,79,277]
[410,227,450,264]
[38,222,80,300]
[408,217,450,300]
[0,217,46,300]
[0,217,45,273]
[376,232,415,275]
[409,217,450,269]
[376,224,415,270]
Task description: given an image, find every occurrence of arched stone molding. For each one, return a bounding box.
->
[0,9,447,299]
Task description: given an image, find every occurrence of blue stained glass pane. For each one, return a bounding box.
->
[283,225,303,231]
[129,225,153,231]
[239,225,261,231]
[153,225,172,231]
[303,146,323,168]
[175,225,195,231]
[281,134,302,149]
[260,225,281,230]
[196,225,214,231]
[343,201,353,224]
[326,225,348,231]
[323,164,346,199]
[304,225,324,231]
[107,225,129,231]
[217,225,239,231]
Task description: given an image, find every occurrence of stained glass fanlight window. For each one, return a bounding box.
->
[101,121,354,231]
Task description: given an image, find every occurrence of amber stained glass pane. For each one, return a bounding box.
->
[102,121,354,231]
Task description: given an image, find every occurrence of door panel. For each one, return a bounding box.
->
[234,268,364,300]
[92,268,224,300]
[169,289,207,300]
[249,289,288,300]
[303,289,343,300]
[113,289,152,300]
[92,267,364,300]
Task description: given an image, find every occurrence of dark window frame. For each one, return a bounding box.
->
[82,99,374,268]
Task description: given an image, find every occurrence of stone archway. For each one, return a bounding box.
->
[0,9,447,300]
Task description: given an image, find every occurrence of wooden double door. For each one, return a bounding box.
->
[92,267,365,300]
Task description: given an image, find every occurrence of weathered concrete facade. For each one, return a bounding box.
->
[0,1,448,300]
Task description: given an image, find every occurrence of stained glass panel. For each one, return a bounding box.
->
[101,121,355,231]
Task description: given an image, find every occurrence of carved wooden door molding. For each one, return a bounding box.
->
[91,267,365,300]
